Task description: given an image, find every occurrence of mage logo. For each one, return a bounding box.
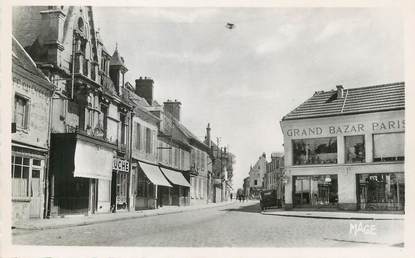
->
[349,222,376,236]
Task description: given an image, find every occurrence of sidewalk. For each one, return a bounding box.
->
[262,209,404,220]
[13,201,237,231]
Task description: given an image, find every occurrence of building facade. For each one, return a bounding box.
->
[264,153,284,191]
[248,153,267,197]
[11,37,55,222]
[13,6,134,216]
[152,100,192,207]
[280,83,405,211]
[123,78,164,210]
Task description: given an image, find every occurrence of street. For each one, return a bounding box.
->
[13,201,404,247]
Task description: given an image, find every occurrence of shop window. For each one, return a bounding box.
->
[292,137,337,165]
[11,156,30,197]
[345,135,365,163]
[14,95,29,129]
[136,170,148,197]
[357,173,404,210]
[373,133,404,162]
[293,175,338,207]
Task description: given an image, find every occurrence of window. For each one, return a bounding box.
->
[201,152,205,171]
[14,95,29,129]
[174,148,179,167]
[345,135,365,163]
[168,147,173,165]
[191,150,196,167]
[292,137,337,165]
[254,180,258,186]
[120,114,127,145]
[11,156,43,197]
[181,150,185,169]
[145,128,151,153]
[11,156,30,197]
[293,175,338,207]
[196,150,200,169]
[135,123,141,150]
[158,142,163,161]
[357,173,404,210]
[101,105,108,137]
[373,133,404,162]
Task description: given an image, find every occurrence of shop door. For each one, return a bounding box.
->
[90,179,98,214]
[29,168,43,218]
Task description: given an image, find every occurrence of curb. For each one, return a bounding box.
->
[13,202,235,232]
[261,212,404,221]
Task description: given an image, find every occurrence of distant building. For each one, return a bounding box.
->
[280,83,405,211]
[248,153,267,197]
[264,152,284,192]
[243,177,250,197]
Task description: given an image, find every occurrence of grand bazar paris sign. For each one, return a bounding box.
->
[285,119,405,137]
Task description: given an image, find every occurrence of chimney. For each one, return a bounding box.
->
[135,77,154,105]
[163,99,181,121]
[336,85,344,99]
[206,123,211,148]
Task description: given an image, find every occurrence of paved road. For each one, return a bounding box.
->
[13,201,403,247]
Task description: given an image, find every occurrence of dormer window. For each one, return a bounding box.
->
[78,17,84,31]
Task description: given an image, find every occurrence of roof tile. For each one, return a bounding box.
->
[283,82,404,120]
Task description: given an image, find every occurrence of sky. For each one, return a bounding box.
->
[93,7,404,190]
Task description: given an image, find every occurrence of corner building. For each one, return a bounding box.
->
[280,83,404,211]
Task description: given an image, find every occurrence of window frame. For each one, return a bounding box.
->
[14,94,30,130]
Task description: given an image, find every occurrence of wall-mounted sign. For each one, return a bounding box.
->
[285,119,405,137]
[113,158,130,172]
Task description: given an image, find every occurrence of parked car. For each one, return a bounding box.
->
[260,190,282,211]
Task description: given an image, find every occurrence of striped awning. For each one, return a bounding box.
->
[159,167,191,187]
[138,162,172,187]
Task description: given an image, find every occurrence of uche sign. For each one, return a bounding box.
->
[285,119,405,137]
[113,158,130,172]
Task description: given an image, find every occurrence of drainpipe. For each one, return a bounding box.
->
[45,86,57,218]
[128,107,135,211]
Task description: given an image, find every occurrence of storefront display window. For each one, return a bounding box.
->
[11,155,43,197]
[373,133,404,162]
[345,135,365,163]
[292,137,337,165]
[357,172,404,210]
[293,175,338,207]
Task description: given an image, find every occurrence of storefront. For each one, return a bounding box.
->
[11,144,47,221]
[280,83,405,211]
[357,172,404,211]
[160,167,191,206]
[50,133,115,216]
[135,161,172,209]
[293,175,338,208]
[111,158,130,211]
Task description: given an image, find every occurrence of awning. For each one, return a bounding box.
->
[159,167,191,187]
[139,162,172,187]
[73,140,113,180]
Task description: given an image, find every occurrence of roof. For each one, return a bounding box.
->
[12,36,54,91]
[282,82,405,121]
[110,48,127,68]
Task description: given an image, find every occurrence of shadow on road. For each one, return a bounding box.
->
[220,203,262,213]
